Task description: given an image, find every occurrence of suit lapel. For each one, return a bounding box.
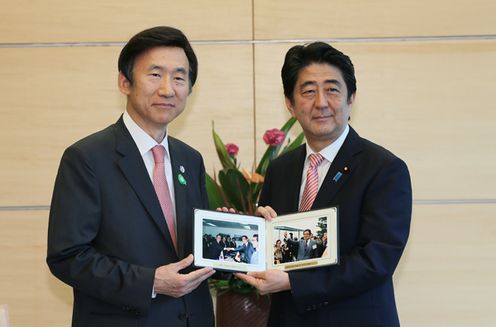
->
[288,146,307,212]
[168,138,189,258]
[113,118,175,250]
[312,127,363,209]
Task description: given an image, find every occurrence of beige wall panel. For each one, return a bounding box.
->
[0,44,253,206]
[394,204,496,326]
[255,41,496,200]
[0,0,251,43]
[254,0,496,39]
[0,210,72,326]
[0,47,122,207]
[169,44,255,184]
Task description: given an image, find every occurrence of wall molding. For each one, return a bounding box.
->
[1,34,495,49]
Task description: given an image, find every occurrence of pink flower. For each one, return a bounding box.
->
[225,143,239,156]
[263,128,285,146]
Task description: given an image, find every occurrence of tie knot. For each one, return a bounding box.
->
[308,153,324,169]
[151,145,166,164]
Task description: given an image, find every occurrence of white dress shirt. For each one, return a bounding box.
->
[122,111,177,220]
[298,124,350,206]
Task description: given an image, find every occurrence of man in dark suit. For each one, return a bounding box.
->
[235,42,412,326]
[208,234,225,259]
[225,235,255,264]
[283,229,317,261]
[46,26,215,327]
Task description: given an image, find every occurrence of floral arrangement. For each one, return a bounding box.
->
[206,117,303,295]
[206,117,304,215]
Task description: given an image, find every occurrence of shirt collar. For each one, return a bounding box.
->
[305,124,349,163]
[122,110,170,157]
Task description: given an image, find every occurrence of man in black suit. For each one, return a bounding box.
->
[208,234,225,259]
[236,42,412,326]
[47,26,215,327]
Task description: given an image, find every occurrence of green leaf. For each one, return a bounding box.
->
[279,117,298,133]
[251,182,264,207]
[254,145,277,176]
[212,123,237,170]
[218,168,251,213]
[280,132,305,155]
[205,173,227,210]
[209,278,257,295]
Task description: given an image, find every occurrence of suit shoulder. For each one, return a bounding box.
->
[69,123,117,152]
[268,144,305,167]
[358,136,408,170]
[169,136,203,159]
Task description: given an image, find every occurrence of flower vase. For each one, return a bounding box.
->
[216,292,270,327]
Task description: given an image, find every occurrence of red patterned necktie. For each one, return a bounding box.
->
[151,145,177,252]
[299,153,325,212]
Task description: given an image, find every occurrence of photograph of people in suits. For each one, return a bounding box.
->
[283,229,317,261]
[223,235,255,264]
[201,218,259,264]
[271,215,329,265]
[204,234,225,260]
[235,41,412,327]
[46,26,216,326]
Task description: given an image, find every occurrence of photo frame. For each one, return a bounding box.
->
[194,207,338,272]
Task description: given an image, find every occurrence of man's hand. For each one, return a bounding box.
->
[256,206,277,222]
[217,207,237,213]
[154,254,215,298]
[233,270,290,295]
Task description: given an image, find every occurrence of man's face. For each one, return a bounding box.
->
[252,237,258,249]
[119,46,190,140]
[303,231,311,241]
[286,63,354,151]
[242,237,248,244]
[216,235,221,243]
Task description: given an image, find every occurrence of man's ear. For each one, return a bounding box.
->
[347,92,356,105]
[118,72,131,95]
[285,97,296,117]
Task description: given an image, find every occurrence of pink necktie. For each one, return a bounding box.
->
[151,145,177,252]
[299,153,325,212]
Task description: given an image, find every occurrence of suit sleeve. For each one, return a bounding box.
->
[46,145,155,314]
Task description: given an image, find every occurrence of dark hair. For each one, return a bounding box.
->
[304,229,312,234]
[118,26,198,90]
[253,234,259,242]
[281,42,356,103]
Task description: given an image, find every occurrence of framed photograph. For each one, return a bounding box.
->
[194,207,338,272]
